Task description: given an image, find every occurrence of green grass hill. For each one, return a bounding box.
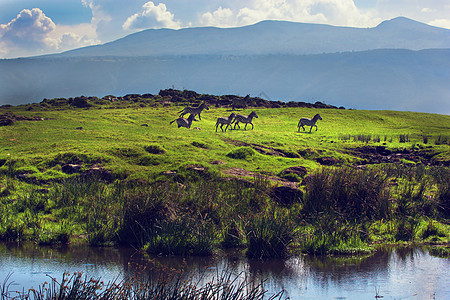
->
[1,90,449,257]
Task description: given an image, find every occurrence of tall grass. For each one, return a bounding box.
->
[303,167,391,223]
[245,210,296,259]
[0,270,287,300]
[300,167,391,254]
[1,160,448,255]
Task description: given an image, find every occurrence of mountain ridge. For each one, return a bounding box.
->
[1,17,449,114]
[55,17,450,57]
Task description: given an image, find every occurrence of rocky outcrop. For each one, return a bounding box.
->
[24,89,343,111]
[0,113,43,126]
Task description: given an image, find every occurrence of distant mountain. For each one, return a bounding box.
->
[1,17,450,114]
[56,17,450,57]
[2,49,449,114]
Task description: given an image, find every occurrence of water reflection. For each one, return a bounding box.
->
[0,242,448,299]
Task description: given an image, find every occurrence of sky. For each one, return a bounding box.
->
[1,0,450,58]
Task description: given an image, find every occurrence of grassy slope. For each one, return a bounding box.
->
[1,105,449,181]
[1,100,449,255]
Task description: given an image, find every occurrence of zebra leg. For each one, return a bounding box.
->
[215,123,219,132]
[234,122,239,129]
[315,125,318,131]
[250,122,254,130]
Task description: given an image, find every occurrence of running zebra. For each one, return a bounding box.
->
[298,113,322,133]
[233,111,258,130]
[170,114,196,129]
[178,102,209,120]
[215,112,235,132]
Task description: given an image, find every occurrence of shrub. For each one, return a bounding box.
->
[245,211,296,259]
[145,217,217,256]
[303,167,390,222]
[144,145,166,154]
[227,147,255,160]
[416,220,448,242]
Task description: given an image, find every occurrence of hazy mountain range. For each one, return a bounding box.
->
[1,17,449,114]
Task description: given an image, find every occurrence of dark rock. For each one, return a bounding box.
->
[0,118,14,126]
[71,97,91,108]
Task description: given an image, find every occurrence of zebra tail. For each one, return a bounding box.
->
[170,119,176,125]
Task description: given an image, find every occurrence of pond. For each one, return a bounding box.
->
[0,242,448,299]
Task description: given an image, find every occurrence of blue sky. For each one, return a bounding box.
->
[1,0,450,58]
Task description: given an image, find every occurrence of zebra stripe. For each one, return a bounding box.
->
[215,112,235,132]
[297,113,322,132]
[178,102,209,120]
[234,111,258,130]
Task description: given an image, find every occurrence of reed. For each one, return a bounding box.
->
[303,167,391,223]
[245,210,296,259]
[0,270,287,300]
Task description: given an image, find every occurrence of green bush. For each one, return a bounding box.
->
[227,147,255,160]
[144,145,166,154]
[245,211,295,259]
[303,167,390,222]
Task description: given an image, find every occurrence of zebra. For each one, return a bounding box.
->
[178,102,209,120]
[298,113,322,133]
[170,114,197,129]
[215,112,235,132]
[233,111,258,130]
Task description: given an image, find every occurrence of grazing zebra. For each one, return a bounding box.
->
[233,111,258,130]
[170,114,196,129]
[298,113,322,133]
[178,102,209,120]
[215,112,235,132]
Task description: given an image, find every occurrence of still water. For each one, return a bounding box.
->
[0,242,448,299]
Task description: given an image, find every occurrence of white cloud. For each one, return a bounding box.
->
[0,8,58,53]
[421,7,437,13]
[0,8,99,58]
[123,1,181,30]
[429,18,450,29]
[200,6,234,27]
[199,0,378,28]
